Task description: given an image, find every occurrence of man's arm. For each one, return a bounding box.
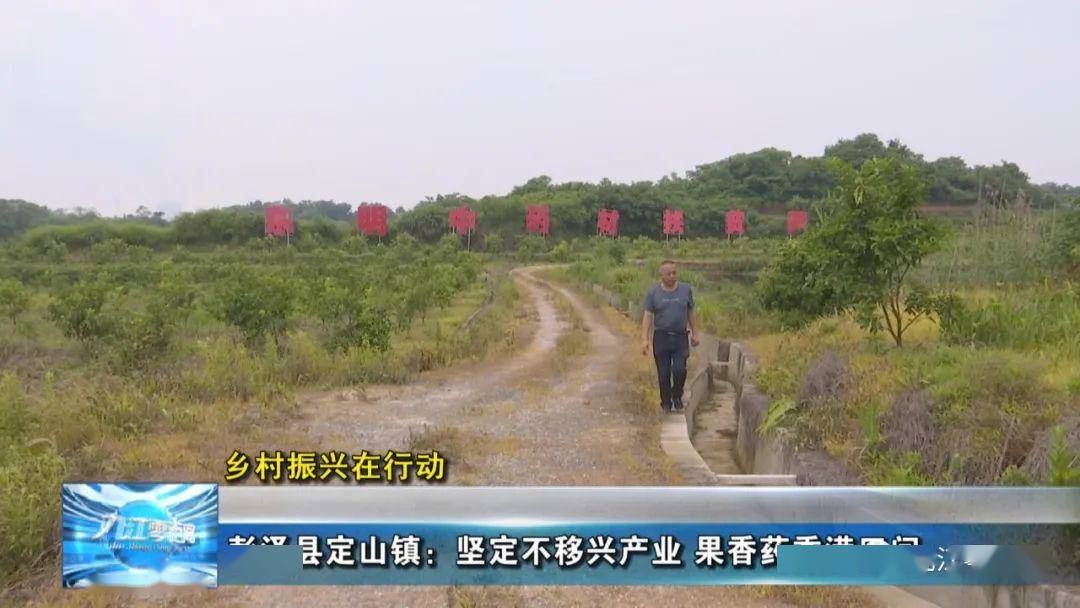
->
[641,310,653,356]
[688,308,700,347]
[687,286,700,347]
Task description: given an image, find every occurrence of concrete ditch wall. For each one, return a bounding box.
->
[710,339,811,480]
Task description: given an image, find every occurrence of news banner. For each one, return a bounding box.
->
[61,453,1080,589]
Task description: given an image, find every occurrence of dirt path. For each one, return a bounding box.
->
[199,267,865,607]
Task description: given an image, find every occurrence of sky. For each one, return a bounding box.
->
[2,1,1078,216]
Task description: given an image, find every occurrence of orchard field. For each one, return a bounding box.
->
[1,139,1078,603]
[0,233,527,588]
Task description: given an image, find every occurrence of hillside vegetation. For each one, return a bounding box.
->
[4,133,1076,249]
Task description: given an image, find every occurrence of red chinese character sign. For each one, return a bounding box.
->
[662,209,685,236]
[525,205,550,236]
[448,204,477,236]
[264,205,294,237]
[725,209,745,237]
[597,209,619,237]
[357,204,388,237]
[787,210,808,236]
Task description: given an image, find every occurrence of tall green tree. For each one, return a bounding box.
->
[823,133,888,169]
[758,158,945,346]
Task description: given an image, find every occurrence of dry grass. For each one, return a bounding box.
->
[548,286,590,376]
[882,388,935,454]
[448,586,526,608]
[407,423,523,483]
[745,585,883,607]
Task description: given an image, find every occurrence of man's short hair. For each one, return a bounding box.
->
[659,260,677,268]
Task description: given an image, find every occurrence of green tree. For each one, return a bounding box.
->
[213,269,295,346]
[47,277,118,347]
[758,158,945,346]
[824,133,888,169]
[0,278,30,325]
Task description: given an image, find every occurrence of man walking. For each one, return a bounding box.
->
[641,260,700,412]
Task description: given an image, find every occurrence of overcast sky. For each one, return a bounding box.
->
[2,1,1077,216]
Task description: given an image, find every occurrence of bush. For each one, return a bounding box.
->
[1048,204,1080,276]
[0,277,30,324]
[47,277,118,347]
[305,277,393,352]
[213,268,295,346]
[515,234,548,261]
[22,221,169,252]
[597,237,627,264]
[88,238,152,263]
[47,274,189,367]
[483,233,504,254]
[107,297,180,370]
[172,209,263,246]
[296,217,348,245]
[550,241,572,263]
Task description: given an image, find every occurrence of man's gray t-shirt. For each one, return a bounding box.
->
[643,283,694,332]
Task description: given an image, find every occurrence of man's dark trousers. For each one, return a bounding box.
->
[653,330,689,409]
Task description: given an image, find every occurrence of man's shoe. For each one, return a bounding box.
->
[660,402,671,413]
[671,397,683,411]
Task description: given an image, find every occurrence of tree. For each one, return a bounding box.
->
[823,133,888,169]
[47,277,118,347]
[213,269,295,346]
[0,278,30,325]
[758,158,945,346]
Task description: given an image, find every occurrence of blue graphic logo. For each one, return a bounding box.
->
[62,483,218,588]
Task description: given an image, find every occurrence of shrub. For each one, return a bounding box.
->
[483,233,504,254]
[1048,202,1080,276]
[88,238,152,263]
[515,234,548,261]
[0,277,30,324]
[171,209,263,246]
[106,297,180,370]
[47,277,118,347]
[213,269,295,346]
[306,278,394,352]
[550,241,572,263]
[23,221,169,252]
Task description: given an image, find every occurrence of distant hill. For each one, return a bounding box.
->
[3,133,1075,242]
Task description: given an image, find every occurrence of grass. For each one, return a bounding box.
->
[747,585,883,607]
[935,282,1080,356]
[549,286,590,375]
[745,312,1078,485]
[407,423,523,485]
[559,230,1079,489]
